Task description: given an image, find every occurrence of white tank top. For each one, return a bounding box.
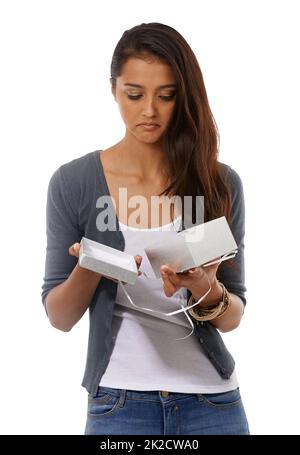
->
[99,216,238,393]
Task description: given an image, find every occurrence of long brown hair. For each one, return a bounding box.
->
[110,22,232,227]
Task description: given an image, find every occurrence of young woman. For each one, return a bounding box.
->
[42,22,249,435]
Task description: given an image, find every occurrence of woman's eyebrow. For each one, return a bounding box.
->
[124,83,176,89]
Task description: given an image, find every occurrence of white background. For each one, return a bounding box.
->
[0,0,299,435]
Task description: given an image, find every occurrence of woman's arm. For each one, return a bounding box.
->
[191,279,244,333]
[42,167,102,331]
[161,266,245,333]
[46,265,102,332]
[160,164,247,334]
[209,293,244,332]
[45,243,143,332]
[45,243,102,332]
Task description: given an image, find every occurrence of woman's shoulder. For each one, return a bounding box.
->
[49,150,98,189]
[218,161,244,194]
[47,150,100,212]
[57,150,96,178]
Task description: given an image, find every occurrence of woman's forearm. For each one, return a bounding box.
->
[192,281,245,333]
[209,293,244,332]
[45,264,102,332]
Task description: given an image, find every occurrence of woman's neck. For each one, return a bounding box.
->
[115,136,169,183]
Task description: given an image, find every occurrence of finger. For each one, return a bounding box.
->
[162,265,199,286]
[161,271,178,297]
[162,266,200,293]
[160,265,181,286]
[187,267,209,282]
[134,255,143,267]
[162,278,176,297]
[177,266,206,287]
[68,243,80,257]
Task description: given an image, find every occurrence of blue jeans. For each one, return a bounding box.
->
[84,386,250,435]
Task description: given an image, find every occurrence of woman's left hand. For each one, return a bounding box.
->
[160,261,221,302]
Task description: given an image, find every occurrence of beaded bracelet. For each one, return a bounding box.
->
[188,281,231,321]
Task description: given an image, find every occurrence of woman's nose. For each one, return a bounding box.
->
[142,96,157,116]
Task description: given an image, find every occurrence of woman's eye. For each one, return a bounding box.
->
[160,94,176,101]
[127,93,176,101]
[127,94,142,100]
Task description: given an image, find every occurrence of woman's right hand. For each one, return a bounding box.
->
[68,243,143,282]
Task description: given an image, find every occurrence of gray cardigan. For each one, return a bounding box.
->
[41,150,246,397]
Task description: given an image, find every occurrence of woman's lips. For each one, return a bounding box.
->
[138,124,160,130]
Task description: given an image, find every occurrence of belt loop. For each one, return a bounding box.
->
[118,388,126,408]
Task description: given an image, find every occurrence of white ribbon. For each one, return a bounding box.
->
[118,251,237,341]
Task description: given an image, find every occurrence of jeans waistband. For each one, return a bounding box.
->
[95,385,199,402]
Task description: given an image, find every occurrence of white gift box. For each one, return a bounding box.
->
[78,237,138,285]
[144,216,238,279]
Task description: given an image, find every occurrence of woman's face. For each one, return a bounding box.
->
[111,55,177,145]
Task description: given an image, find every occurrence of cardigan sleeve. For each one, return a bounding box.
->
[41,166,82,312]
[217,165,247,306]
